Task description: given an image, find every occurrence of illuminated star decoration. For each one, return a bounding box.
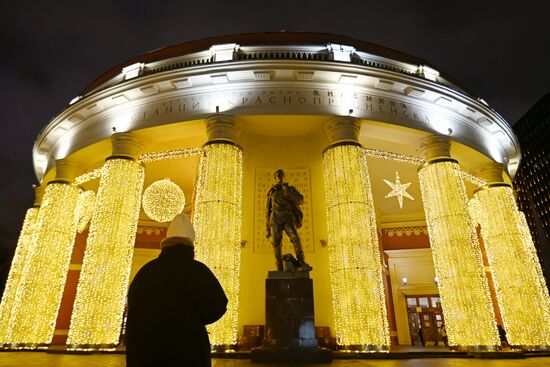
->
[383,171,414,208]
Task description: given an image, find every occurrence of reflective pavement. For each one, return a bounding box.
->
[0,352,549,367]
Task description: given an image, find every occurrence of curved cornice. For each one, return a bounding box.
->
[33,58,520,181]
[80,32,465,95]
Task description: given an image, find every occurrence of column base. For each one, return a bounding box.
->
[211,344,238,352]
[0,343,49,350]
[450,345,500,352]
[66,343,117,351]
[339,344,390,352]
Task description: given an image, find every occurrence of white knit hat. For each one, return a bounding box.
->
[160,214,195,247]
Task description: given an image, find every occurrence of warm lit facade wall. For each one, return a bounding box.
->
[238,132,335,337]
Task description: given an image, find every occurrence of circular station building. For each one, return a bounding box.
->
[1,32,549,352]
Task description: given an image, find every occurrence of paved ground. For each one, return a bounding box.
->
[0,352,549,367]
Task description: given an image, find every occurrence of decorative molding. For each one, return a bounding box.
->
[253,71,272,80]
[210,74,229,84]
[435,96,452,107]
[111,94,129,104]
[383,226,428,237]
[403,86,425,98]
[172,78,191,89]
[294,71,315,80]
[385,248,433,259]
[34,57,520,181]
[338,74,357,84]
[375,79,394,90]
[210,43,239,62]
[137,225,165,236]
[140,85,160,96]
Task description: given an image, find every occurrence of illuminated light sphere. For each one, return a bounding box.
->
[142,179,185,222]
[74,190,96,233]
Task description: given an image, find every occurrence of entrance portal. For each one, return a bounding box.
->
[406,295,445,346]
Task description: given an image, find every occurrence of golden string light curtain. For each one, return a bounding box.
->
[472,185,550,347]
[418,159,499,349]
[323,143,390,350]
[0,207,40,346]
[68,158,144,350]
[6,181,81,348]
[193,142,243,348]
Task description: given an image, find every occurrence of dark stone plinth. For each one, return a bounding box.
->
[267,270,310,279]
[250,271,332,364]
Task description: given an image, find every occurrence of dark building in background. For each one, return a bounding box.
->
[513,93,550,286]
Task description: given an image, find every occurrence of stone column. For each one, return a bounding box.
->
[417,135,499,350]
[68,132,145,350]
[193,115,243,350]
[472,162,550,348]
[6,160,82,349]
[322,116,390,351]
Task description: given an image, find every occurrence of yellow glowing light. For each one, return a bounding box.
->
[473,185,550,348]
[193,143,243,348]
[68,158,144,350]
[0,208,39,347]
[4,182,80,348]
[323,144,390,350]
[139,147,203,163]
[363,148,424,165]
[74,167,103,186]
[418,160,499,349]
[459,170,486,188]
[361,147,486,188]
[142,179,185,222]
[383,171,414,208]
[74,190,96,233]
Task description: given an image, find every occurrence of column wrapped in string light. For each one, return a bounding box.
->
[193,115,243,349]
[417,136,499,350]
[67,133,144,350]
[322,117,390,351]
[6,160,82,349]
[472,163,550,348]
[0,186,43,347]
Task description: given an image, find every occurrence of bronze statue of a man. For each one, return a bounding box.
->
[266,169,311,271]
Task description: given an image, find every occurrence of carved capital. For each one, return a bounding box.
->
[416,135,451,162]
[206,115,240,143]
[55,158,84,183]
[111,132,144,159]
[324,116,361,145]
[475,162,506,185]
[33,184,45,207]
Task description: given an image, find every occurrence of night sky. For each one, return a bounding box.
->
[1,1,549,267]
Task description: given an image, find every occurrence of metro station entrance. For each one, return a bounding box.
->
[406,295,445,346]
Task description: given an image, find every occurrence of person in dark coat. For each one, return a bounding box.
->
[126,214,228,367]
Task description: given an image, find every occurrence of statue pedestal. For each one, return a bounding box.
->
[250,271,332,364]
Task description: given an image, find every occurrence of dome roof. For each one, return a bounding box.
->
[82,31,463,95]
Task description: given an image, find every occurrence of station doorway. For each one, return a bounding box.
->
[406,295,445,346]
